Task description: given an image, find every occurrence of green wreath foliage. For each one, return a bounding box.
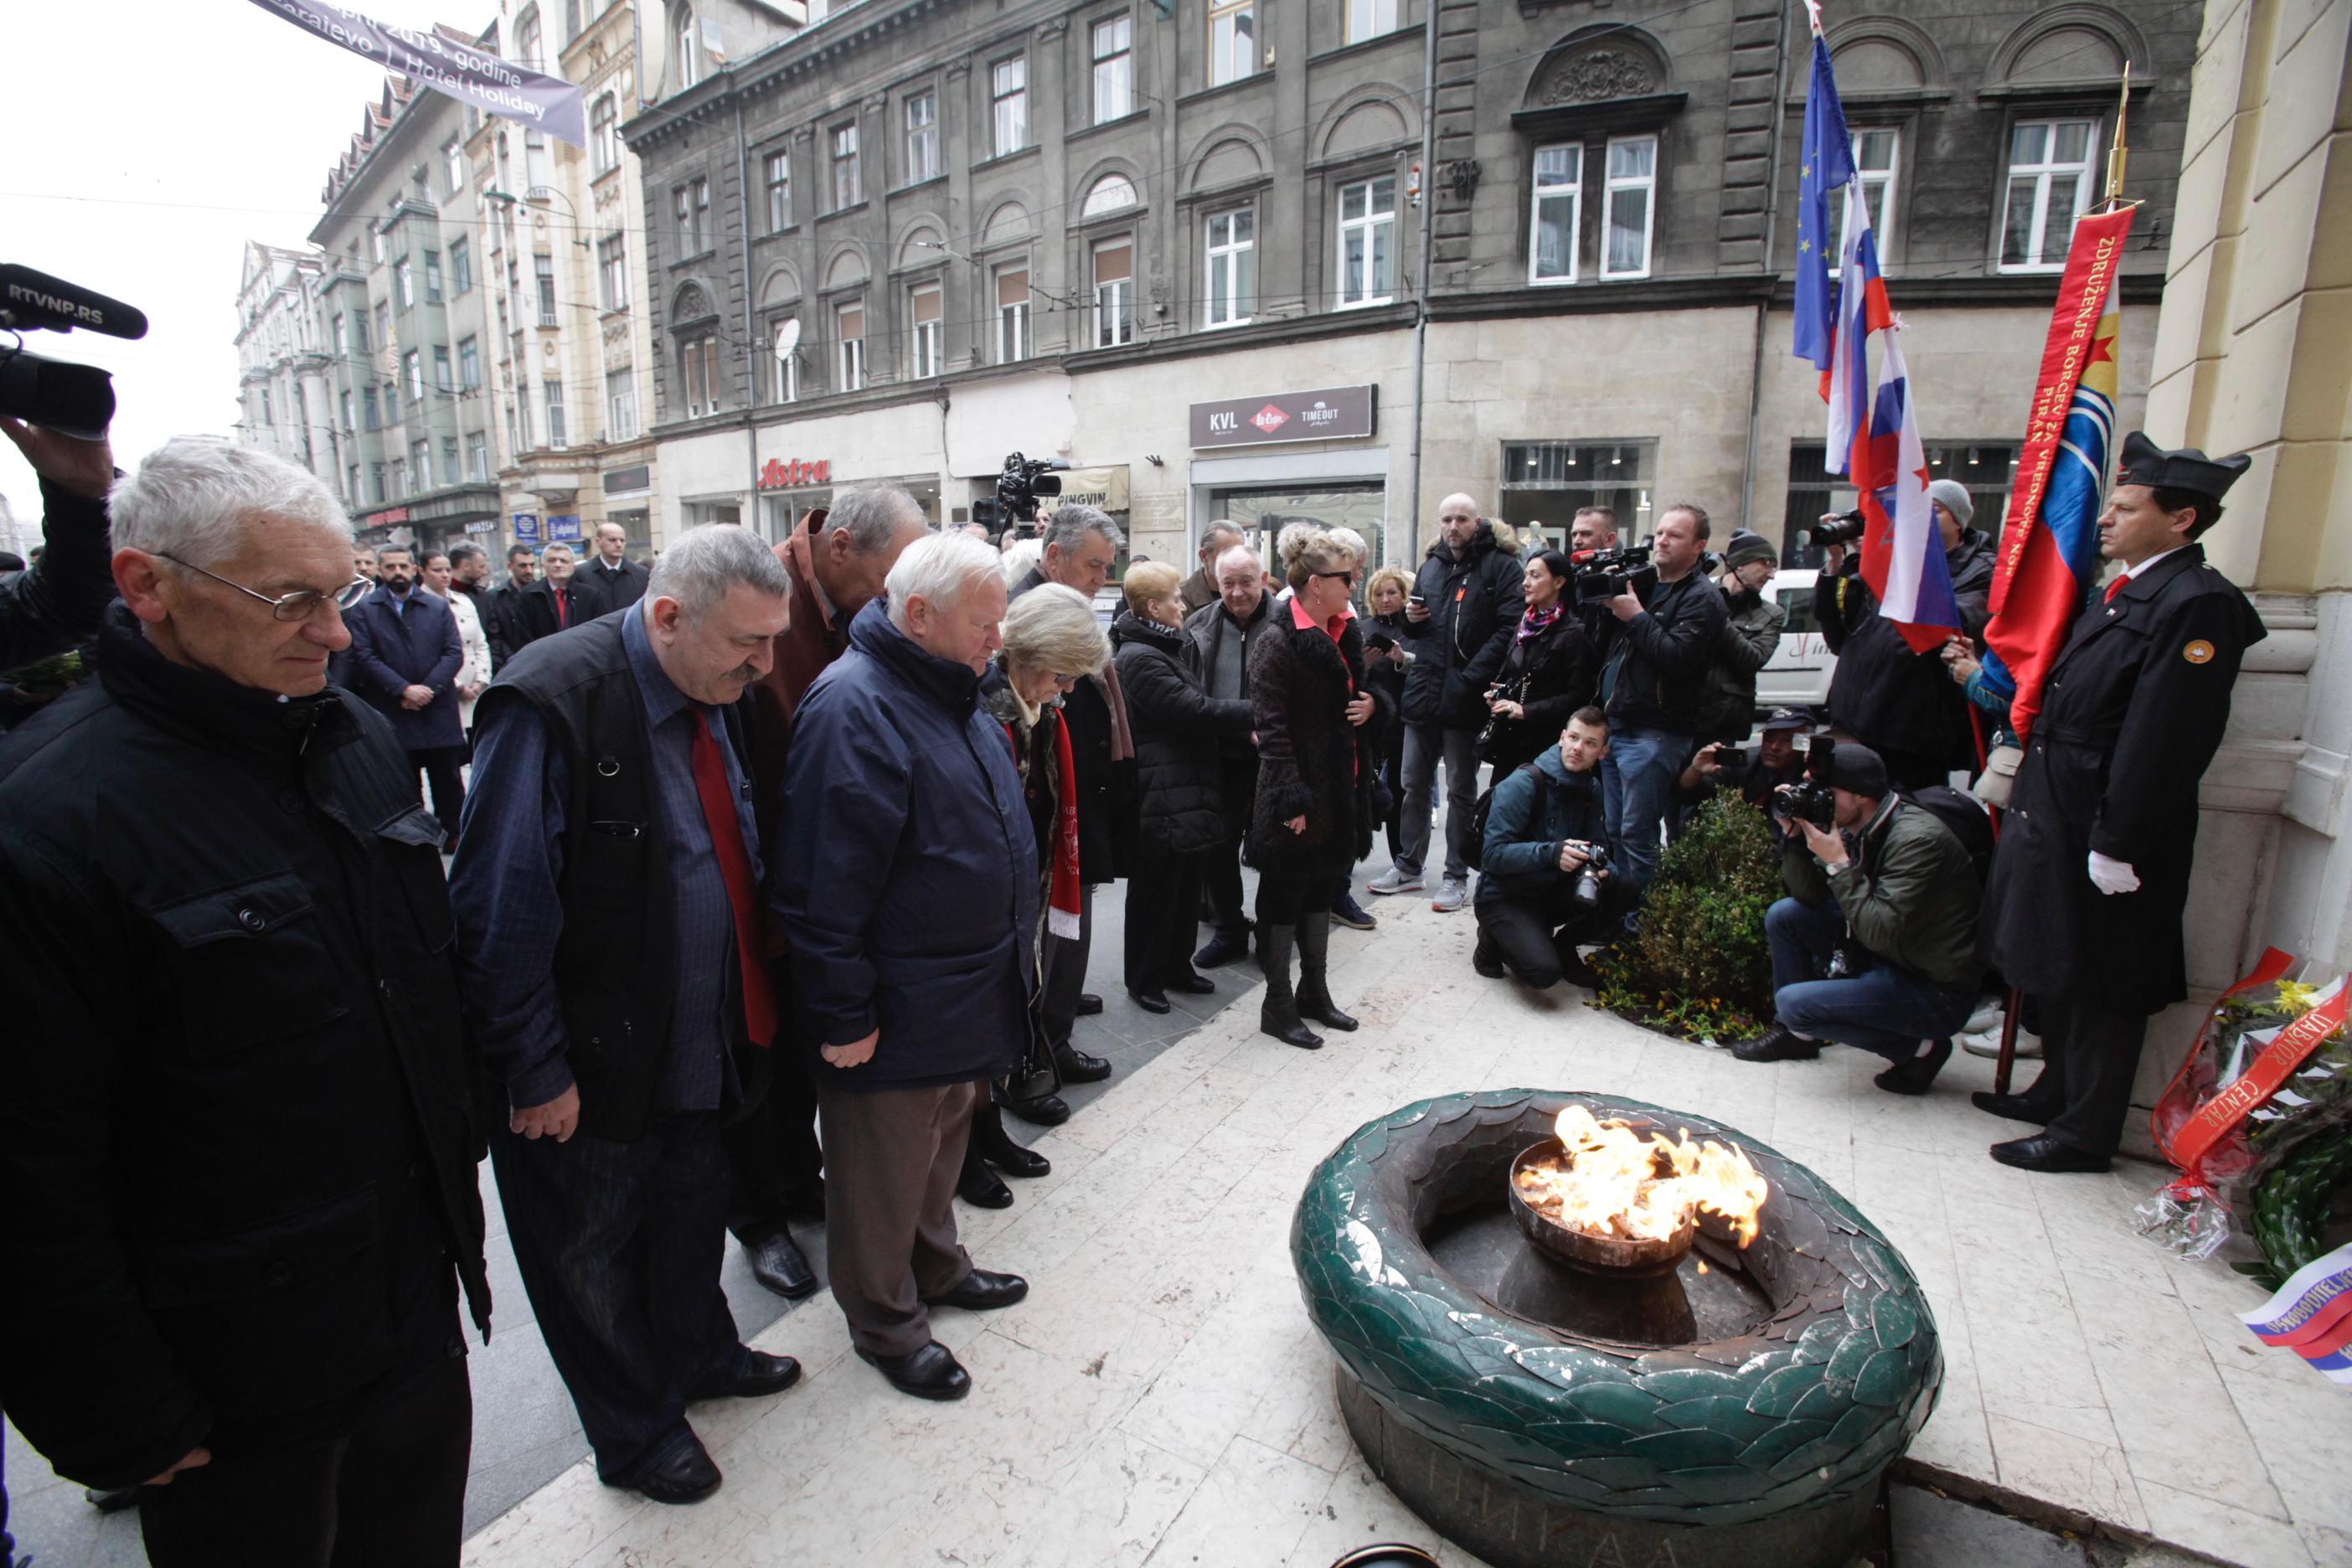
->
[1596,792,1782,1043]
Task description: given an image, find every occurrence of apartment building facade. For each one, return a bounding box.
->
[232,242,339,487]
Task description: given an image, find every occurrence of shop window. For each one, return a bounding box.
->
[1780,441,2018,569]
[1210,483,1388,570]
[1498,440,1657,552]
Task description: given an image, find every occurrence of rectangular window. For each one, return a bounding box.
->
[770,317,799,402]
[607,368,638,438]
[467,431,490,481]
[992,57,1028,157]
[597,234,631,311]
[909,282,944,378]
[831,122,860,210]
[765,151,793,232]
[591,93,620,176]
[2000,118,2097,272]
[441,436,459,482]
[544,378,566,448]
[348,462,361,503]
[259,388,272,426]
[1847,128,1900,255]
[518,390,534,450]
[371,462,387,503]
[374,302,389,348]
[425,250,444,304]
[836,302,865,390]
[395,257,415,307]
[1093,236,1135,347]
[404,350,423,400]
[905,93,937,183]
[411,439,431,487]
[536,254,558,326]
[433,344,452,391]
[996,266,1030,362]
[1529,142,1582,284]
[1345,0,1396,44]
[334,313,348,355]
[364,386,380,431]
[1204,206,1256,326]
[371,227,385,264]
[459,335,481,389]
[1336,175,1398,307]
[386,378,400,425]
[443,138,467,193]
[341,389,355,431]
[1209,0,1254,85]
[1500,441,1658,549]
[679,336,714,417]
[392,459,409,498]
[450,237,472,295]
[1600,134,1657,280]
[1092,17,1133,124]
[675,177,711,254]
[352,309,369,352]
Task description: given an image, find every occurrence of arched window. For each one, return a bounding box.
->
[1081,173,1138,217]
[678,6,701,90]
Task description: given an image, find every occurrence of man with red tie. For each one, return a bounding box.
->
[450,525,802,1505]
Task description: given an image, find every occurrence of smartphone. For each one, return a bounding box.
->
[1407,594,1427,611]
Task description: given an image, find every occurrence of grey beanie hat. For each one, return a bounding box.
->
[1926,478,1975,529]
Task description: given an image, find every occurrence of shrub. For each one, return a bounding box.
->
[1595,792,1781,1043]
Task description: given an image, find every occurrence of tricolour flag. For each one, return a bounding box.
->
[1851,331,1961,650]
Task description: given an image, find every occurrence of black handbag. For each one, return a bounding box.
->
[1474,674,1529,763]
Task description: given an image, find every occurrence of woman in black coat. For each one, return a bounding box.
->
[1112,562,1256,1010]
[1476,549,1594,776]
[1250,524,1382,1049]
[1363,565,1415,862]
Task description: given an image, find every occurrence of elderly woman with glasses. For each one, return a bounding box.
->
[1111,560,1255,1013]
[962,582,1113,1207]
[1248,524,1384,1049]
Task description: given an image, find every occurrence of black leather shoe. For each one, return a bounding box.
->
[1003,1091,1071,1127]
[1472,937,1505,979]
[923,1268,1030,1312]
[1166,971,1217,994]
[1053,1043,1112,1084]
[1972,1091,2059,1126]
[627,1436,723,1504]
[858,1341,972,1401]
[1875,1039,1952,1096]
[1129,988,1172,1014]
[1075,993,1104,1016]
[1732,1024,1820,1063]
[1194,929,1251,968]
[971,1105,1050,1178]
[745,1228,818,1300]
[1991,1132,2111,1173]
[728,1350,802,1398]
[957,1159,1013,1208]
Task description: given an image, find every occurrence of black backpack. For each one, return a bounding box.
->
[1464,762,1552,873]
[1904,784,1994,890]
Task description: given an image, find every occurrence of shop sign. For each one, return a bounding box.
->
[757,457,832,489]
[1189,385,1376,449]
[1055,465,1131,512]
[605,464,651,495]
[512,512,542,542]
[548,514,583,542]
[464,520,498,534]
[365,505,412,526]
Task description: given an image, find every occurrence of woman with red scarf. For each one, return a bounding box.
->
[1476,548,1593,776]
[968,583,1112,1206]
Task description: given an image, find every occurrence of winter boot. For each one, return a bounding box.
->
[1293,912,1359,1031]
[1256,925,1324,1050]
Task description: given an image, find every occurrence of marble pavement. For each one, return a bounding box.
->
[462,892,2352,1568]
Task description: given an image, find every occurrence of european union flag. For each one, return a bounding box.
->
[1792,37,1856,370]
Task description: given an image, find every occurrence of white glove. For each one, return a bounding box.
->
[2087,851,2141,895]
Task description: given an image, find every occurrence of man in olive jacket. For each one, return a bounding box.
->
[1734,742,1980,1096]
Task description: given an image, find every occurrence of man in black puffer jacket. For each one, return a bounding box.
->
[1813,478,1997,789]
[1375,496,1524,914]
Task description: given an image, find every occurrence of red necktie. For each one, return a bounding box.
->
[690,709,777,1050]
[2104,575,2127,603]
[555,588,570,628]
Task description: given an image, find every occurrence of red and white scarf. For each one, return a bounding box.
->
[1045,713,1083,939]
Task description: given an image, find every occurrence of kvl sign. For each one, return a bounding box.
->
[1189,385,1377,450]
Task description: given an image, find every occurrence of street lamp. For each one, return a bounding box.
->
[482,187,591,249]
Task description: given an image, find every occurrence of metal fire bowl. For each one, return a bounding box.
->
[1506,1138,1698,1277]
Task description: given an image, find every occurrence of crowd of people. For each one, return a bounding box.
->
[0,412,2261,1564]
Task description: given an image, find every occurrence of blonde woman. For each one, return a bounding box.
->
[1363,564,1415,864]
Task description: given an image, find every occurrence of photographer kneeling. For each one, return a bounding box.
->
[1734,742,1978,1094]
[1472,708,1619,990]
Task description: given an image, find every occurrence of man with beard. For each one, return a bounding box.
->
[345,545,468,842]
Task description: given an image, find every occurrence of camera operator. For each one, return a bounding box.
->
[1675,708,1813,821]
[0,416,118,671]
[1812,479,1995,789]
[1694,532,1784,745]
[1733,743,1981,1095]
[1471,708,1618,990]
[1596,503,1726,904]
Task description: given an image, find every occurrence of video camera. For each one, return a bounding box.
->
[1777,735,1840,829]
[1570,544,1656,603]
[0,266,147,440]
[972,451,1067,538]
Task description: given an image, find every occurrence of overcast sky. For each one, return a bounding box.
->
[0,0,487,525]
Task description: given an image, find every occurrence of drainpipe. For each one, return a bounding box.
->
[735,96,762,524]
[1739,2,1797,534]
[1403,0,1439,564]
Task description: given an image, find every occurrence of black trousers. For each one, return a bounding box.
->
[1125,843,1205,992]
[1474,888,1608,989]
[1204,757,1260,934]
[410,745,467,842]
[138,1358,472,1568]
[2017,997,2148,1158]
[722,1046,826,1243]
[1256,848,1348,927]
[1039,880,1096,1050]
[489,1112,745,1482]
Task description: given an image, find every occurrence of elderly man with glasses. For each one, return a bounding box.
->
[0,440,493,1567]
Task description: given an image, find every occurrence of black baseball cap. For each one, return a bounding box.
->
[1760,708,1812,735]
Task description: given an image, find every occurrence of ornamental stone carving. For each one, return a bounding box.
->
[1534,47,1658,106]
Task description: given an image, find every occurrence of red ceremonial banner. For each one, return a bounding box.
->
[2162,977,2349,1181]
[1988,206,2138,617]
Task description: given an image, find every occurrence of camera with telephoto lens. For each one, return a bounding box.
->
[1808,508,1867,549]
[996,451,1067,526]
[0,266,147,440]
[1571,543,1656,603]
[1776,735,1840,829]
[1571,842,1611,911]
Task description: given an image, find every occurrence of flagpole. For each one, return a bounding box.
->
[2102,62,2136,211]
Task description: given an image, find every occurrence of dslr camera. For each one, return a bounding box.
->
[1571,842,1612,912]
[1776,735,1841,829]
[1808,508,1867,549]
[1570,544,1656,603]
[0,265,147,440]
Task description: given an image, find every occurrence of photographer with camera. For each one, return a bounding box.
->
[1733,741,1982,1095]
[1675,707,1813,822]
[1694,532,1785,745]
[1472,708,1617,990]
[1810,479,1996,789]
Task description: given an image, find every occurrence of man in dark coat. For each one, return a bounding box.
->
[1473,707,1618,989]
[511,542,581,648]
[570,520,652,619]
[1378,496,1524,912]
[773,532,1035,1401]
[1813,479,1999,789]
[344,544,468,842]
[1976,434,2264,1173]
[0,440,490,1566]
[488,543,540,657]
[1184,544,1278,967]
[1007,503,1127,1113]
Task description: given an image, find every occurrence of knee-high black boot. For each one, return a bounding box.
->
[1294,912,1359,1031]
[1257,925,1324,1050]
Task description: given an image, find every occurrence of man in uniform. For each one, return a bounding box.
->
[1975,432,2263,1173]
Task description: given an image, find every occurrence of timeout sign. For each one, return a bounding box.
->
[1190,385,1376,450]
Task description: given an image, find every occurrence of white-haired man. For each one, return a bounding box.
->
[0,440,492,1565]
[450,524,803,1506]
[773,531,1035,1401]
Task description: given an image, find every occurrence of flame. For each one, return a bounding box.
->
[1514,1106,1770,1248]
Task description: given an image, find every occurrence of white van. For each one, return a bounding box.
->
[1755,568,1836,712]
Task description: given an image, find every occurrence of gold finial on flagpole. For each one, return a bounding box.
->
[2104,62,2132,207]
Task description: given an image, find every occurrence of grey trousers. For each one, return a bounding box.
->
[1039,879,1096,1049]
[818,1078,981,1357]
[1399,722,1481,882]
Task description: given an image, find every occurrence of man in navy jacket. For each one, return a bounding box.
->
[344,545,467,840]
[772,531,1035,1402]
